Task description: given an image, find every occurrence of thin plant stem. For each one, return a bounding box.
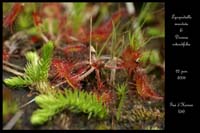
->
[116,84,127,121]
[19,98,35,109]
[97,22,120,58]
[110,57,117,86]
[89,17,93,64]
[111,21,116,58]
[125,2,135,15]
[116,94,125,121]
[3,110,24,130]
[36,26,49,43]
[3,61,24,71]
[54,81,66,88]
[40,32,49,43]
[48,18,55,40]
[55,34,61,46]
[77,67,95,81]
[3,65,24,77]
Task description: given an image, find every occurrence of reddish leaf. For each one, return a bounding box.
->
[3,3,24,32]
[58,15,67,33]
[101,91,113,106]
[121,47,140,75]
[93,90,113,106]
[71,62,90,78]
[52,59,79,89]
[32,12,42,26]
[76,27,89,43]
[52,59,90,89]
[61,9,127,43]
[60,28,76,43]
[134,68,163,100]
[104,58,125,70]
[95,69,104,90]
[62,43,87,54]
[78,8,127,43]
[111,8,127,23]
[94,8,126,40]
[30,35,40,43]
[41,3,63,18]
[93,8,126,33]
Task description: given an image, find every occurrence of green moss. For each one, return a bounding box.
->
[4,41,54,93]
[131,106,164,122]
[116,83,127,121]
[95,122,110,130]
[31,89,108,125]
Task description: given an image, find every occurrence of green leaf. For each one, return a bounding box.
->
[129,29,142,51]
[41,41,54,62]
[71,3,87,32]
[39,41,54,80]
[139,51,151,64]
[146,27,163,37]
[3,100,18,117]
[149,50,160,64]
[25,52,39,65]
[4,76,32,87]
[26,27,38,35]
[16,14,33,31]
[139,50,161,65]
[31,109,55,125]
[4,41,54,91]
[116,83,127,96]
[24,41,54,82]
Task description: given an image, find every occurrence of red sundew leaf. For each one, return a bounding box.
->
[93,90,113,106]
[91,8,127,42]
[90,61,105,90]
[90,31,111,43]
[111,8,127,23]
[52,59,81,89]
[76,27,89,43]
[101,91,113,106]
[95,8,127,32]
[95,69,104,90]
[58,15,67,33]
[134,68,163,100]
[52,59,72,76]
[92,91,102,103]
[41,3,63,18]
[104,59,125,70]
[78,8,127,43]
[32,12,42,26]
[104,65,124,70]
[62,43,87,54]
[30,35,40,43]
[121,47,140,75]
[60,28,77,43]
[3,3,24,32]
[71,63,90,78]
